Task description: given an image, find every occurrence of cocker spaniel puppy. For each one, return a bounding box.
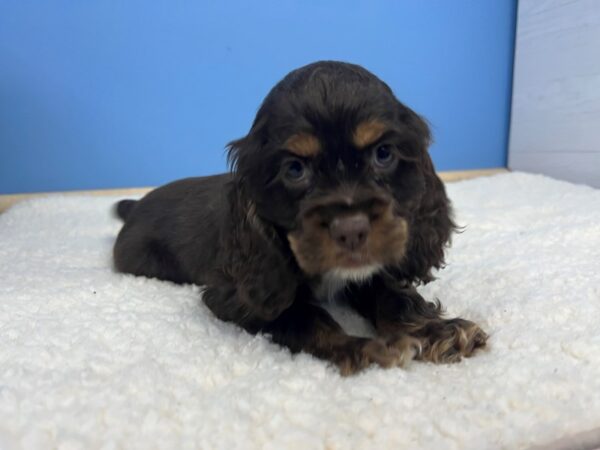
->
[113,61,487,375]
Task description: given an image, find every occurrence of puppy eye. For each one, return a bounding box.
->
[372,144,396,169]
[283,158,309,183]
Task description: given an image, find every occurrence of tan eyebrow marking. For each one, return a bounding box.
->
[284,132,321,157]
[353,120,388,149]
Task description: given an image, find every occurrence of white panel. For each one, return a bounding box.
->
[510,151,600,187]
[509,0,600,188]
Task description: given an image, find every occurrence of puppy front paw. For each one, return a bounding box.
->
[334,336,420,376]
[416,318,488,363]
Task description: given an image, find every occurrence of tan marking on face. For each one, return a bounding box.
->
[367,206,408,266]
[284,133,321,157]
[353,120,388,149]
[287,222,336,276]
[287,202,408,276]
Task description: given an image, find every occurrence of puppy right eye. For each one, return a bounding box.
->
[282,158,309,184]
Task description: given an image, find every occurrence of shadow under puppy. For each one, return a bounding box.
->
[113,61,487,375]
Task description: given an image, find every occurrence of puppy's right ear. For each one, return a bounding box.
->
[206,119,299,331]
[225,135,245,176]
[226,115,269,185]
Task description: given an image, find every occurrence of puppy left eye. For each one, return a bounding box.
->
[372,144,396,169]
[282,158,310,184]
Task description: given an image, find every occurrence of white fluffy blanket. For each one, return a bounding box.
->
[1,172,600,450]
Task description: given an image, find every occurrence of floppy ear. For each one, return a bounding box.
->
[202,129,300,331]
[226,114,270,188]
[401,113,456,284]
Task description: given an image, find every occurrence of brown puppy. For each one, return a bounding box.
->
[113,61,487,375]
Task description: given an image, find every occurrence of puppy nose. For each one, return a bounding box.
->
[329,214,370,251]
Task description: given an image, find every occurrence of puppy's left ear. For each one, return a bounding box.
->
[402,111,456,284]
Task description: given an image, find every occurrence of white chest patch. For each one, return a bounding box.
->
[312,265,381,338]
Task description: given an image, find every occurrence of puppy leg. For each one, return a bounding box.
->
[378,287,487,363]
[349,283,487,363]
[114,225,191,284]
[263,301,420,375]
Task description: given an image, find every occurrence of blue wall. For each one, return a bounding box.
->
[0,1,517,194]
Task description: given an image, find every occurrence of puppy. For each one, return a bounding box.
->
[113,61,487,375]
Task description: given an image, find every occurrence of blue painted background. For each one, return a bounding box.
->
[0,1,517,194]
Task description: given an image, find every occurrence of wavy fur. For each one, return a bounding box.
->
[113,61,485,375]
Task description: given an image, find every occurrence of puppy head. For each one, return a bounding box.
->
[228,61,451,283]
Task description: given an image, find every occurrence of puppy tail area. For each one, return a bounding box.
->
[113,199,138,221]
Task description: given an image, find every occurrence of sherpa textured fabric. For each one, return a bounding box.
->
[1,172,600,450]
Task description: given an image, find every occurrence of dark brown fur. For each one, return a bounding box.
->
[113,61,487,374]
